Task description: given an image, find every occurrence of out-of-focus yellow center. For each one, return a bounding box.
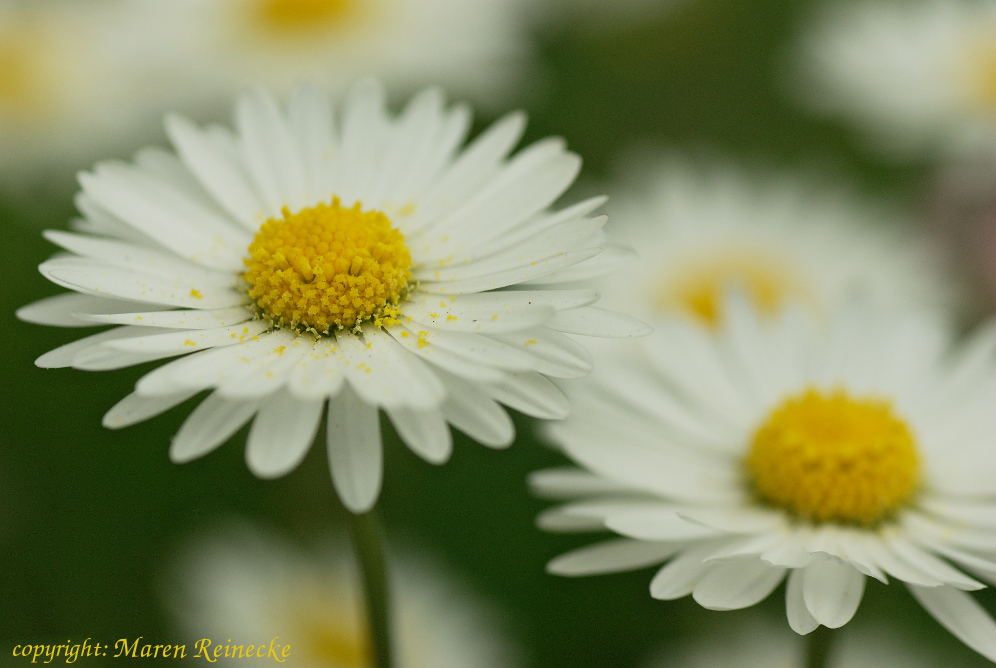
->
[0,39,42,117]
[255,0,355,32]
[299,617,371,667]
[747,388,920,525]
[656,253,810,328]
[243,198,412,334]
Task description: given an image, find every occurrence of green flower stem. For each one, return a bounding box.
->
[348,509,393,668]
[805,626,833,668]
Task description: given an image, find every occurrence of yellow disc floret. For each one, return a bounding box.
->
[256,0,355,32]
[747,388,920,525]
[656,252,813,328]
[243,198,412,334]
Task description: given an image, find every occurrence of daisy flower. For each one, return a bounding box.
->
[168,523,518,667]
[109,0,535,113]
[595,156,956,332]
[646,618,935,668]
[18,81,646,513]
[792,0,996,164]
[534,298,996,662]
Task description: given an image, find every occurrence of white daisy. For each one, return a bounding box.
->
[646,618,935,668]
[168,523,518,668]
[792,0,996,165]
[18,81,647,513]
[595,156,957,332]
[534,298,996,662]
[108,0,535,113]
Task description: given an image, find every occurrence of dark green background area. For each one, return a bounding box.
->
[0,0,990,666]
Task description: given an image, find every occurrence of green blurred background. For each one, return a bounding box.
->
[2,0,992,666]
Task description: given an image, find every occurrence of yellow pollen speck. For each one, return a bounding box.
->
[524,339,538,346]
[429,312,439,318]
[183,339,196,347]
[446,314,457,321]
[491,314,498,320]
[658,252,812,328]
[190,289,203,299]
[747,388,920,525]
[243,197,412,335]
[400,331,410,338]
[274,346,286,355]
[416,330,429,348]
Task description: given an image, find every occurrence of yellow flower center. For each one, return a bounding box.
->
[747,388,920,525]
[656,252,812,328]
[255,0,356,32]
[243,198,412,334]
[299,617,370,667]
[0,35,46,119]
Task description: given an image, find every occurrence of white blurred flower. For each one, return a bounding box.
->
[793,0,996,164]
[535,301,996,663]
[110,0,536,112]
[168,524,518,668]
[646,618,934,668]
[0,1,151,179]
[595,156,956,332]
[18,82,646,513]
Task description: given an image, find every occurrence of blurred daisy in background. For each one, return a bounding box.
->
[168,523,518,667]
[0,1,153,184]
[534,300,996,663]
[645,618,934,668]
[792,0,996,173]
[112,0,537,113]
[594,156,957,334]
[17,81,646,514]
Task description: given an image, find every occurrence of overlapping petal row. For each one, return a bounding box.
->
[19,81,648,513]
[536,299,996,662]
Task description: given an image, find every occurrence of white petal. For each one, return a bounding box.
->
[39,257,243,310]
[326,385,383,514]
[236,88,307,213]
[410,111,526,231]
[337,328,446,410]
[390,103,471,207]
[650,541,726,600]
[78,164,247,271]
[908,584,996,662]
[85,306,252,329]
[529,467,634,499]
[370,87,446,205]
[165,114,263,228]
[245,390,322,479]
[423,139,580,248]
[547,307,652,338]
[802,555,866,628]
[331,80,388,205]
[525,245,635,285]
[35,326,161,369]
[678,507,785,534]
[286,337,348,400]
[786,568,820,635]
[401,327,537,373]
[42,230,240,286]
[693,559,786,611]
[401,292,559,333]
[437,372,514,448]
[419,247,602,295]
[287,84,336,203]
[102,390,199,429]
[105,321,268,354]
[170,393,260,463]
[536,507,608,532]
[863,535,944,587]
[386,324,506,384]
[386,407,452,465]
[548,539,682,577]
[607,508,724,542]
[487,372,570,420]
[17,293,156,328]
[490,327,593,378]
[888,537,984,591]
